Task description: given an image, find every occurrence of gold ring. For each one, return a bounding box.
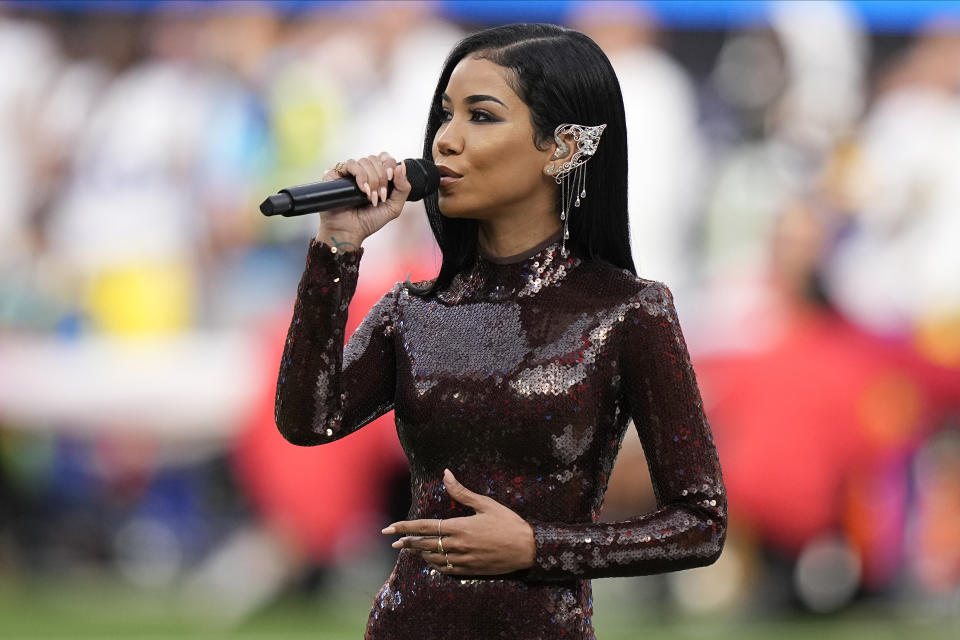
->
[445,553,453,569]
[333,161,347,176]
[437,536,444,554]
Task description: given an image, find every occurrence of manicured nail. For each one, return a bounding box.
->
[381,526,396,534]
[391,540,402,548]
[380,186,387,201]
[387,167,393,180]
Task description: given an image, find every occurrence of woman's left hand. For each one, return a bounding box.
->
[381,469,536,575]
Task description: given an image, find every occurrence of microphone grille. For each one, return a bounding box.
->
[403,158,440,201]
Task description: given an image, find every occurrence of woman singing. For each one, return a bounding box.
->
[275,23,726,639]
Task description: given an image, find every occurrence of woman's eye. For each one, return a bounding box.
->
[439,109,495,123]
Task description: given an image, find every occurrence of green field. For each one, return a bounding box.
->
[0,576,957,639]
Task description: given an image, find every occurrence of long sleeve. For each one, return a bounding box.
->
[525,282,726,581]
[274,238,399,446]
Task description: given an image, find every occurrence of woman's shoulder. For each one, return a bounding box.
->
[574,258,671,305]
[573,263,678,328]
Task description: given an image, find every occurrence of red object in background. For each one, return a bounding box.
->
[698,311,865,553]
[231,267,416,564]
[697,308,960,587]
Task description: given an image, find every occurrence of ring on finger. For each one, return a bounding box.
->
[445,553,453,569]
[333,161,347,176]
[437,536,445,555]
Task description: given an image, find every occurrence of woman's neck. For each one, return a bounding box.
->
[476,219,563,260]
[477,226,564,264]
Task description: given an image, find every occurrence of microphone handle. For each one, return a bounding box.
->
[262,178,393,217]
[260,158,439,217]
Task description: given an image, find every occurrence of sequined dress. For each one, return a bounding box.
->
[275,227,726,639]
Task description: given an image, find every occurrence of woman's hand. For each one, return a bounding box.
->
[315,152,412,250]
[381,469,536,576]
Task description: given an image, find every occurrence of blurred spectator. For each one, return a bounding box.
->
[570,1,706,298]
[824,19,960,353]
[0,11,65,331]
[43,12,212,336]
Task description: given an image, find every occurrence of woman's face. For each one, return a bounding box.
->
[431,55,554,219]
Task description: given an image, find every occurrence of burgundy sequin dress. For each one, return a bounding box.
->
[275,227,726,639]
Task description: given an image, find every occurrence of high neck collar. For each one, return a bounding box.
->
[477,227,564,265]
[436,227,581,303]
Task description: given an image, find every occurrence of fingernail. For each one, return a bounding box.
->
[380,186,387,201]
[363,182,370,196]
[443,468,452,480]
[381,526,396,534]
[391,540,402,548]
[387,167,393,181]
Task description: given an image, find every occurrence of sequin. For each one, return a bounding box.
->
[275,227,726,639]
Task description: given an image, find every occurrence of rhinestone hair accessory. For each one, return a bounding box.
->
[545,123,607,257]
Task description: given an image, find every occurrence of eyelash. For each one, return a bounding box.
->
[440,109,496,123]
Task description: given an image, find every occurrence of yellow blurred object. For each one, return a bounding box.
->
[914,311,960,368]
[86,259,194,335]
[271,68,345,171]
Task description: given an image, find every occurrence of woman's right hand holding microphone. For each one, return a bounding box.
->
[315,152,412,253]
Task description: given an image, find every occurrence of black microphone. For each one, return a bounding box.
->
[260,158,440,217]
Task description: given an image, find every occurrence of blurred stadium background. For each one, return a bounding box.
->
[1,0,959,637]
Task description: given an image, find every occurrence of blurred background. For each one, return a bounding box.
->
[1,0,959,637]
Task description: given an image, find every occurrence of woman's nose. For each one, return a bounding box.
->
[434,122,463,156]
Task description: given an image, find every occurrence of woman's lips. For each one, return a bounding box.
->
[439,176,462,187]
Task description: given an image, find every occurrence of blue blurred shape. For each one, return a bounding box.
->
[849,0,960,32]
[54,310,88,341]
[9,0,960,32]
[436,0,575,23]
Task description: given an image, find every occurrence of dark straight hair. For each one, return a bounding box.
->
[403,23,635,298]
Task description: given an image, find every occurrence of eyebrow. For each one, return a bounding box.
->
[441,93,509,109]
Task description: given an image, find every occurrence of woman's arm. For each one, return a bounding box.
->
[274,238,399,446]
[525,282,727,581]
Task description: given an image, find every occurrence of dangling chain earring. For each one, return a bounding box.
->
[546,123,607,257]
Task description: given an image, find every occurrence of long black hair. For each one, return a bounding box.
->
[404,23,634,298]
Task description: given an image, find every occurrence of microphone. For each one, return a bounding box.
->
[260,158,440,217]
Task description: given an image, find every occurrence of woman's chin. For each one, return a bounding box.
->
[437,197,468,219]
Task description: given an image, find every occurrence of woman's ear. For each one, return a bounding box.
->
[544,131,576,176]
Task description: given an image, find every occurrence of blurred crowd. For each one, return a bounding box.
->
[0,0,958,626]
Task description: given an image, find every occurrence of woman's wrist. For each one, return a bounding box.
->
[314,230,364,253]
[522,520,536,569]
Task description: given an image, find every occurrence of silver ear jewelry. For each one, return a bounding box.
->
[551,123,606,257]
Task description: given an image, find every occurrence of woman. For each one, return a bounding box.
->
[275,23,726,639]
